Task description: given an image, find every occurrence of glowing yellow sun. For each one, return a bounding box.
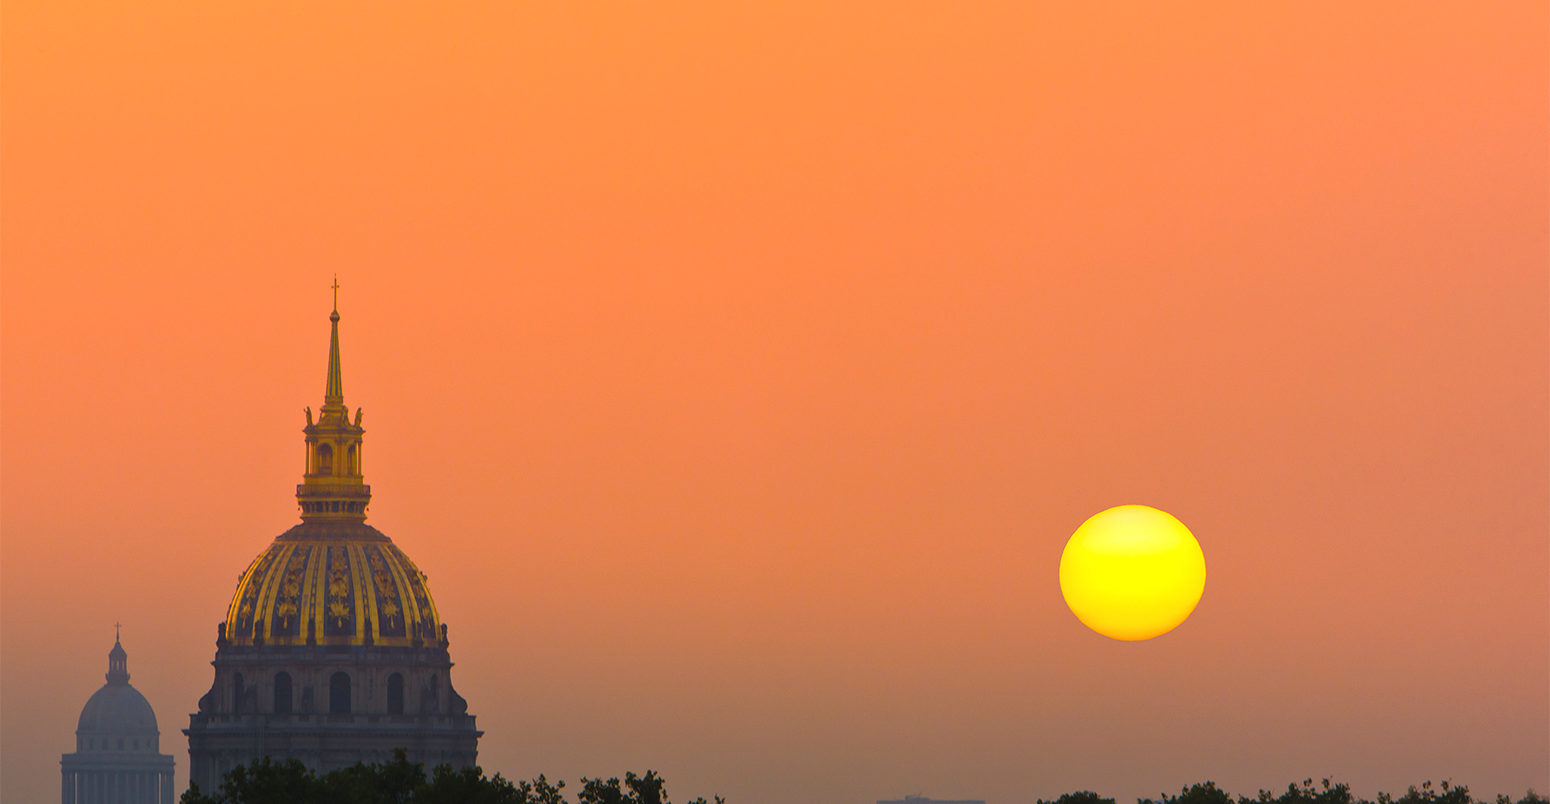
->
[1059,505,1206,641]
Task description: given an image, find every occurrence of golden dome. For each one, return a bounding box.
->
[223,286,442,649]
[224,521,442,648]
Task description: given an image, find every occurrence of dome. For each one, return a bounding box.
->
[220,288,444,649]
[78,683,159,736]
[224,520,443,648]
[75,637,160,750]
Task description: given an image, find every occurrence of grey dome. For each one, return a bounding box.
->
[76,638,159,739]
[77,682,158,736]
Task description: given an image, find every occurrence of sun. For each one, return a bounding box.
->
[1058,505,1206,641]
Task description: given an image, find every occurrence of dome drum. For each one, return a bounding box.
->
[197,650,467,723]
[296,483,371,519]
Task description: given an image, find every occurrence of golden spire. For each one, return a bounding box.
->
[297,279,370,523]
[324,275,344,409]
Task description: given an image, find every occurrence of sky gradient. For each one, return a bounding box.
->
[3,4,1546,804]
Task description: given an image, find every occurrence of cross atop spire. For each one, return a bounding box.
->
[114,621,121,643]
[331,274,340,312]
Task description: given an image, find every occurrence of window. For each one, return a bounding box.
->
[318,443,334,474]
[387,673,404,715]
[329,671,351,714]
[274,672,292,715]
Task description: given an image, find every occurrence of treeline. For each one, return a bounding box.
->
[179,751,724,804]
[1042,780,1545,804]
[182,762,1544,804]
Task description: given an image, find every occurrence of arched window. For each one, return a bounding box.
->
[387,673,404,715]
[274,672,293,715]
[347,444,358,474]
[329,671,351,715]
[233,672,245,715]
[318,443,334,474]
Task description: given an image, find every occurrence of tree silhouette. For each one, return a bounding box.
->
[1245,778,1357,804]
[576,771,723,804]
[179,751,721,804]
[1040,790,1118,804]
[1141,781,1236,804]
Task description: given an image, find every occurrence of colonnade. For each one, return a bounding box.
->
[60,767,174,804]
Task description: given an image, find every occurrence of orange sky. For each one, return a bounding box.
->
[2,4,1546,804]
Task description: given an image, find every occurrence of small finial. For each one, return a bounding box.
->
[114,621,121,643]
[330,275,341,322]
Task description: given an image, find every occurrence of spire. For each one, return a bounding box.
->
[298,278,371,523]
[106,627,129,684]
[324,275,344,408]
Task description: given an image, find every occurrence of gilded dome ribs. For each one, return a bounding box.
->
[271,546,310,639]
[367,546,408,639]
[324,545,355,638]
[220,533,445,648]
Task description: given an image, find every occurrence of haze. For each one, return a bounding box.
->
[3,4,1546,804]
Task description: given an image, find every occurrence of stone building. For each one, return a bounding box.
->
[185,289,481,790]
[61,633,176,804]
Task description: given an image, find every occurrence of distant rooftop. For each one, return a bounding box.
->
[878,797,986,804]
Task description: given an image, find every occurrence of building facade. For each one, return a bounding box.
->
[184,292,481,791]
[62,634,176,804]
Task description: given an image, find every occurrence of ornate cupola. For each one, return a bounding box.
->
[298,278,370,522]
